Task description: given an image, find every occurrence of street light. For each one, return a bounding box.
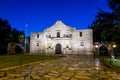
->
[95,45,99,48]
[112,44,116,56]
[113,44,116,48]
[24,23,28,53]
[95,45,99,56]
[110,44,116,65]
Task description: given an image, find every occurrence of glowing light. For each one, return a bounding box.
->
[113,44,116,48]
[95,45,98,48]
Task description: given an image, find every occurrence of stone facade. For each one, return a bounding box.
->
[30,20,93,55]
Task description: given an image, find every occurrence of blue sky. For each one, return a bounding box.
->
[0,0,111,36]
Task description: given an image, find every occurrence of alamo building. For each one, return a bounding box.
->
[30,20,93,55]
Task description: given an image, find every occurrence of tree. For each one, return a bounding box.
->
[89,9,114,42]
[11,28,25,43]
[0,18,25,55]
[89,0,120,55]
[107,0,120,54]
[0,18,12,54]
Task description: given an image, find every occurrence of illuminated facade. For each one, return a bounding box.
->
[30,20,93,55]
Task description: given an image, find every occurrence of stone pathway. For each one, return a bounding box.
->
[0,55,120,80]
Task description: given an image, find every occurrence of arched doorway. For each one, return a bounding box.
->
[55,44,62,54]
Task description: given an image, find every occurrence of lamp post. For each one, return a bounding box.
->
[112,44,116,59]
[20,53,22,66]
[110,44,116,65]
[95,45,99,57]
[113,44,116,56]
[24,23,28,53]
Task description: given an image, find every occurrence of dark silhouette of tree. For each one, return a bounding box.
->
[11,28,24,43]
[0,18,12,54]
[0,18,25,55]
[89,0,120,55]
[107,0,120,55]
[89,9,114,42]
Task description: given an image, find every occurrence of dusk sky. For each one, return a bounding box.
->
[0,0,111,36]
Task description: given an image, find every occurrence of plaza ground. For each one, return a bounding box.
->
[0,54,120,80]
[0,54,63,69]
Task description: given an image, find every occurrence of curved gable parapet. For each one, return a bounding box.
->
[44,20,76,32]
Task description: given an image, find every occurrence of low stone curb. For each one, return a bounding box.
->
[0,61,41,72]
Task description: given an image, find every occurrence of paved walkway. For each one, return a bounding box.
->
[0,55,120,80]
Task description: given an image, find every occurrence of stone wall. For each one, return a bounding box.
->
[30,21,93,55]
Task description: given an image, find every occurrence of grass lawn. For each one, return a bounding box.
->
[111,57,120,67]
[100,56,120,68]
[0,54,64,68]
